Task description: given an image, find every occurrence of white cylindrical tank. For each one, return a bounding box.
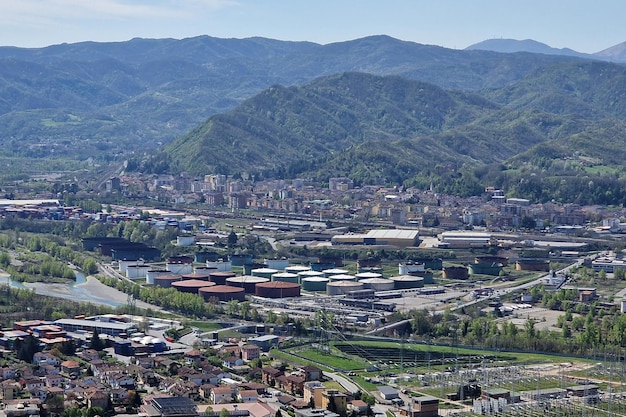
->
[251,268,279,279]
[398,262,425,275]
[356,271,383,280]
[206,260,232,272]
[166,262,193,275]
[326,281,364,296]
[298,270,324,281]
[285,265,311,274]
[146,269,169,285]
[322,268,350,278]
[329,274,356,282]
[264,258,289,271]
[359,278,395,292]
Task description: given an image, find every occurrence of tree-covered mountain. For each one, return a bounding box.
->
[166,61,626,204]
[0,35,601,162]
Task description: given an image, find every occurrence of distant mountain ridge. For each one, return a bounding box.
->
[466,38,626,62]
[0,34,604,163]
[465,38,592,59]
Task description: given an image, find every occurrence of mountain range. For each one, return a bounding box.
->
[166,61,626,202]
[0,34,620,163]
[2,35,626,204]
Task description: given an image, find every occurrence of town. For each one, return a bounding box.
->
[1,169,626,417]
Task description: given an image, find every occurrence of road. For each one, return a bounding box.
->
[323,371,361,395]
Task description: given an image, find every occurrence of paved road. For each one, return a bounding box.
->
[323,371,360,394]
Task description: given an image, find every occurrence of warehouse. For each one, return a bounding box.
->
[438,231,493,248]
[54,318,137,337]
[331,229,419,247]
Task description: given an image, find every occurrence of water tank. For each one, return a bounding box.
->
[264,258,289,270]
[199,285,246,302]
[271,272,300,283]
[356,271,383,280]
[255,281,301,298]
[398,262,425,275]
[153,274,182,288]
[327,281,364,296]
[298,270,324,282]
[171,279,216,294]
[285,265,311,274]
[193,266,218,276]
[146,269,169,285]
[209,271,236,285]
[329,274,356,282]
[206,260,232,272]
[389,275,424,289]
[322,268,350,278]
[251,268,278,279]
[359,278,395,292]
[443,266,469,280]
[301,277,330,292]
[181,273,210,281]
[226,275,270,293]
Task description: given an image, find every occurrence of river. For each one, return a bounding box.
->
[0,271,126,307]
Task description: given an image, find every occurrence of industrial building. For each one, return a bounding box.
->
[54,318,137,337]
[331,229,419,247]
[437,231,493,248]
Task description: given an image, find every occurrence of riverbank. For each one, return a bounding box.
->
[1,273,162,310]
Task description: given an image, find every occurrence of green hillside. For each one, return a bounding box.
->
[166,62,626,204]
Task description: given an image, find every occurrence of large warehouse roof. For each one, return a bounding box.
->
[365,229,419,240]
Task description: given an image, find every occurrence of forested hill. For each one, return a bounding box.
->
[166,62,626,204]
[0,35,590,161]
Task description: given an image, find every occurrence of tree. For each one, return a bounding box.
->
[524,319,536,339]
[226,300,240,317]
[227,231,238,247]
[240,301,250,320]
[16,335,39,362]
[520,216,537,230]
[220,408,230,417]
[126,390,142,409]
[327,396,337,413]
[82,258,98,275]
[47,394,65,414]
[90,328,105,351]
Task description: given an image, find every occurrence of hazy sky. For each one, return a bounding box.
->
[1,0,624,53]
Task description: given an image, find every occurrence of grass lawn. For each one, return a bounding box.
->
[189,321,224,331]
[288,347,371,370]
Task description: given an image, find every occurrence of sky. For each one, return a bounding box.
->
[1,0,624,53]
